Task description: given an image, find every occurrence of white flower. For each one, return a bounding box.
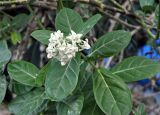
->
[49,30,63,43]
[66,30,82,43]
[46,30,90,66]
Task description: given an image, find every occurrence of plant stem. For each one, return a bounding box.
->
[58,0,64,11]
[156,3,160,39]
[26,4,44,29]
[138,19,155,39]
[0,0,27,5]
[109,0,125,11]
[81,53,97,69]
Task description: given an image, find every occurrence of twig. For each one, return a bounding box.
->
[119,50,124,63]
[75,0,141,19]
[98,8,140,29]
[156,2,160,39]
[138,19,155,39]
[0,0,27,5]
[109,0,126,12]
[131,26,141,35]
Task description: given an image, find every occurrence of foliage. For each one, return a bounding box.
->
[0,0,160,115]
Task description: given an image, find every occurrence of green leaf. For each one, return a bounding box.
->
[12,82,33,95]
[12,13,30,29]
[75,62,89,91]
[55,8,83,35]
[111,56,160,82]
[11,31,21,45]
[0,40,11,69]
[93,68,132,115]
[81,101,105,115]
[2,16,11,27]
[89,30,131,59]
[36,61,51,86]
[134,103,146,115]
[78,14,101,37]
[8,60,40,86]
[45,55,81,101]
[9,89,46,115]
[139,0,154,11]
[0,75,7,104]
[57,95,84,115]
[155,5,159,20]
[31,30,52,45]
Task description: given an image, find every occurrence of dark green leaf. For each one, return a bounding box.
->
[93,68,132,115]
[8,61,40,86]
[45,55,81,101]
[12,13,29,29]
[0,40,11,69]
[55,8,83,35]
[111,56,160,82]
[9,89,45,115]
[89,30,131,59]
[78,14,101,37]
[2,16,11,27]
[31,30,52,45]
[12,82,33,95]
[57,95,84,115]
[0,75,7,104]
[81,101,105,115]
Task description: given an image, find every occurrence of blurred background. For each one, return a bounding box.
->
[0,0,160,115]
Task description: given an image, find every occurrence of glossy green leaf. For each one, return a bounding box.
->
[111,56,160,82]
[9,89,45,115]
[57,95,84,115]
[31,30,52,45]
[93,68,132,115]
[55,8,83,35]
[0,40,11,69]
[0,75,7,104]
[8,61,40,86]
[89,30,131,59]
[78,14,101,37]
[45,55,81,101]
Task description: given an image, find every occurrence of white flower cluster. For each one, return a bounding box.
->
[46,30,90,66]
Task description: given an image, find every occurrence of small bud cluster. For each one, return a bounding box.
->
[46,30,90,66]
